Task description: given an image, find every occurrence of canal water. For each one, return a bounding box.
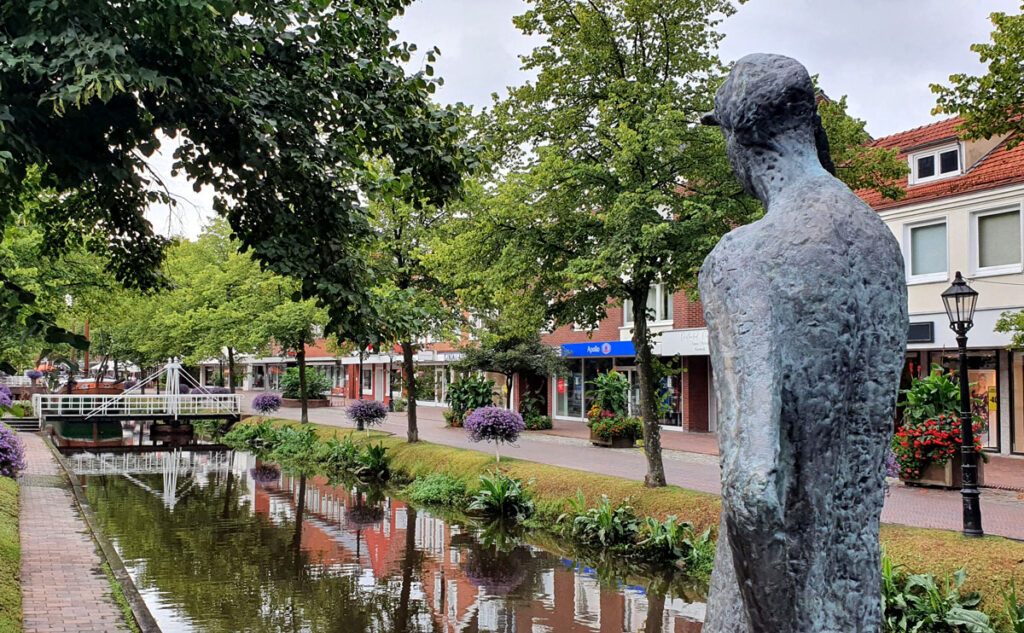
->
[70,449,706,633]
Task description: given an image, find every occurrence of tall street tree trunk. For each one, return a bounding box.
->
[227,347,236,394]
[356,353,365,430]
[505,374,514,409]
[402,340,418,443]
[395,505,418,633]
[297,345,308,424]
[113,358,119,381]
[632,289,667,487]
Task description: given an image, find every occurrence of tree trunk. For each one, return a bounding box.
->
[356,353,365,430]
[632,288,667,487]
[402,340,418,443]
[227,347,236,394]
[395,505,418,633]
[506,374,514,409]
[297,345,308,424]
[113,358,119,381]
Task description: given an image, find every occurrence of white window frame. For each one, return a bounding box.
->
[970,203,1024,278]
[622,284,673,327]
[361,367,373,395]
[908,143,962,186]
[903,217,949,285]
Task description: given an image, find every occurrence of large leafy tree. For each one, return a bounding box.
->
[932,3,1024,147]
[443,0,907,488]
[260,297,328,424]
[456,330,567,409]
[0,0,475,357]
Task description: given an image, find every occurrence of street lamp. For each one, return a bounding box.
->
[940,271,983,537]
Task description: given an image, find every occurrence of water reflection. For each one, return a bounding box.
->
[74,450,705,633]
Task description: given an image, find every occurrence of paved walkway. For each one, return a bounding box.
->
[243,393,1024,540]
[19,433,130,633]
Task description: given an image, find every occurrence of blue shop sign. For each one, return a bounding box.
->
[561,341,636,358]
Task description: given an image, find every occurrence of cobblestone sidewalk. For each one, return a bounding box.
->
[19,433,130,633]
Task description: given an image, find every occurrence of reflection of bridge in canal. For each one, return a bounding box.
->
[68,449,233,510]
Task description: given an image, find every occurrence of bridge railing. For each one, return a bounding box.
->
[32,394,242,419]
[1,376,33,388]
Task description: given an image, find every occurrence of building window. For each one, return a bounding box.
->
[908,144,961,185]
[361,368,372,395]
[904,219,947,283]
[623,284,673,325]
[972,206,1022,276]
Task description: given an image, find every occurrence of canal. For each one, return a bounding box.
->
[70,449,706,632]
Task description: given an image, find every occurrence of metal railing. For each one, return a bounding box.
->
[32,393,242,419]
[1,376,33,387]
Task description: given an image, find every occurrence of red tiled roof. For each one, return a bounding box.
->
[856,117,1024,211]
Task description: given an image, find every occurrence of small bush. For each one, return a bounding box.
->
[0,387,11,410]
[252,393,282,414]
[222,420,283,454]
[190,386,230,394]
[468,471,534,521]
[446,375,496,426]
[443,409,463,428]
[406,473,467,508]
[588,370,629,416]
[391,397,407,412]
[24,370,42,381]
[249,464,281,486]
[346,399,389,430]
[0,425,26,479]
[523,414,552,430]
[559,492,640,549]
[280,367,332,399]
[881,551,993,632]
[315,435,360,473]
[588,413,642,441]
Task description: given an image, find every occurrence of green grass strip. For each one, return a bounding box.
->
[101,563,140,633]
[0,477,19,633]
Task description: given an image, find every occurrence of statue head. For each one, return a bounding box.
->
[702,54,835,198]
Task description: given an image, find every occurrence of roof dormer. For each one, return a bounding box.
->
[908,141,962,186]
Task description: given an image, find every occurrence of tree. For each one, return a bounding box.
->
[440,0,908,488]
[0,0,477,360]
[260,298,327,424]
[932,3,1024,147]
[457,331,567,409]
[364,161,467,442]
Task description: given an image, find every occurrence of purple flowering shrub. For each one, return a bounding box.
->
[190,386,230,394]
[0,424,26,478]
[25,369,43,381]
[465,407,525,445]
[249,463,280,486]
[123,379,137,389]
[252,393,282,414]
[346,399,388,429]
[0,385,12,410]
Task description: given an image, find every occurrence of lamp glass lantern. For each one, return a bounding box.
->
[941,271,978,333]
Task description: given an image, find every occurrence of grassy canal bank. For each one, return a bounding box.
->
[237,417,1024,620]
[0,477,19,633]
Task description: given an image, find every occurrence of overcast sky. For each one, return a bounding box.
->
[145,0,1020,239]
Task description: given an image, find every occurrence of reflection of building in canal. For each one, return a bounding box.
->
[247,471,704,633]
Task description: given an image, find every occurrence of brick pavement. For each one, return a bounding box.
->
[241,392,1024,540]
[19,433,130,633]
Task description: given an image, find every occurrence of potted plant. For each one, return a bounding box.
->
[894,365,986,488]
[587,406,642,448]
[446,375,495,428]
[279,368,332,408]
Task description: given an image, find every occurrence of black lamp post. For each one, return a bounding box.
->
[940,271,983,537]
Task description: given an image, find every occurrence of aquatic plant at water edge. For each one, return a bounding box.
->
[252,393,282,414]
[638,516,714,575]
[315,435,360,473]
[346,399,388,431]
[559,492,640,549]
[353,443,390,480]
[464,407,525,464]
[405,472,467,508]
[468,471,534,521]
[222,421,284,454]
[0,424,26,478]
[1002,578,1024,633]
[880,551,993,632]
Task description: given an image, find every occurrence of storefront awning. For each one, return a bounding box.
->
[561,341,636,358]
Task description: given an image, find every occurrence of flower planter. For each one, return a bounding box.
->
[901,452,985,489]
[280,398,330,409]
[589,428,636,448]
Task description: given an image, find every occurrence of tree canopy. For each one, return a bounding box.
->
[932,3,1024,147]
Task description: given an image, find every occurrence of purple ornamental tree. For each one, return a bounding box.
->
[464,406,525,465]
[346,399,388,435]
[252,393,283,415]
[0,424,26,478]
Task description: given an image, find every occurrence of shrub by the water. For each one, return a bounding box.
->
[252,393,282,414]
[406,473,468,508]
[249,464,280,486]
[639,516,714,574]
[353,443,390,480]
[346,399,388,431]
[280,367,331,399]
[560,492,640,549]
[881,551,992,632]
[0,425,26,479]
[465,407,524,463]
